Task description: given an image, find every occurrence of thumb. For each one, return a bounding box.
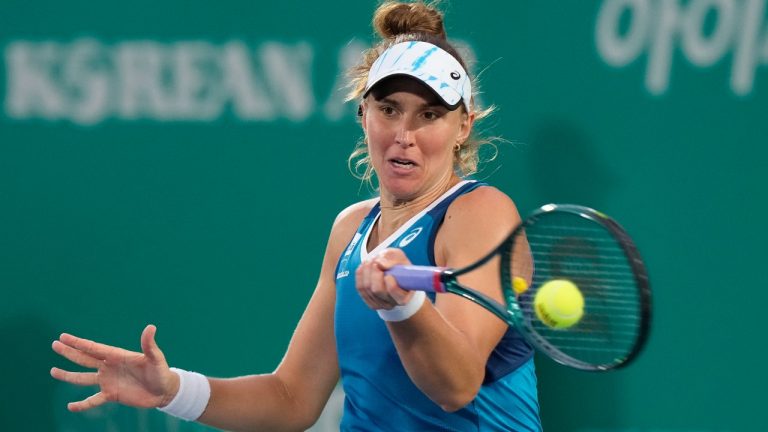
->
[141,324,165,363]
[376,248,409,270]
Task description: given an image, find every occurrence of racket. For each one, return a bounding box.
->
[386,204,651,371]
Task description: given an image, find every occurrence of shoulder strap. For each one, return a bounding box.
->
[426,180,487,265]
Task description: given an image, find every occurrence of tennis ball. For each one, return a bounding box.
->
[512,276,529,295]
[534,279,584,329]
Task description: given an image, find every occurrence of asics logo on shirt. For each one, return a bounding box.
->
[398,227,423,248]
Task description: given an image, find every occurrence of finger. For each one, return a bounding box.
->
[354,260,365,288]
[50,367,98,386]
[369,263,385,294]
[59,334,118,361]
[355,261,373,296]
[361,260,372,293]
[385,274,414,305]
[372,296,397,309]
[356,263,391,309]
[363,291,395,310]
[356,280,388,309]
[68,392,108,412]
[141,325,165,363]
[362,259,400,308]
[52,340,102,369]
[370,269,397,307]
[375,248,409,269]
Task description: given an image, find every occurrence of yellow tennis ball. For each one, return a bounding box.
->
[534,279,584,329]
[512,276,529,295]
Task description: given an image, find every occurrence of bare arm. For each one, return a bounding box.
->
[52,202,370,431]
[197,262,340,432]
[199,202,377,430]
[357,187,520,411]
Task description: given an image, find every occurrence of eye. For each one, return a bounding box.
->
[379,105,397,116]
[423,110,445,121]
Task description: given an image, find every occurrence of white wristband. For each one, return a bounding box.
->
[158,368,211,421]
[377,291,427,322]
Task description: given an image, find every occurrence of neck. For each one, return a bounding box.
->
[376,173,461,238]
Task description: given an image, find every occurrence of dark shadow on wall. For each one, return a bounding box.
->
[528,120,618,208]
[527,120,623,430]
[0,314,58,431]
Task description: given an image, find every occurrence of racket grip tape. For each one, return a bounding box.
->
[385,265,446,293]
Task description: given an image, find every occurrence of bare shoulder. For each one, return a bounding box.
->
[436,185,521,266]
[447,185,519,224]
[333,198,378,231]
[327,198,378,253]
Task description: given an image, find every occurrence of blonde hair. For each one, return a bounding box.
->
[347,0,496,185]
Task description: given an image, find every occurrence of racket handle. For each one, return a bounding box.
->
[385,265,447,293]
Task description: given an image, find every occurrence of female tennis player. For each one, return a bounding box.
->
[51,1,541,430]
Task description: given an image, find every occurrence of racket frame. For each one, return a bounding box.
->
[434,204,652,371]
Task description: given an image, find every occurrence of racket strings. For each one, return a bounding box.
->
[508,211,643,368]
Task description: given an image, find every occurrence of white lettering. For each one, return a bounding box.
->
[260,42,314,121]
[682,0,736,66]
[115,41,173,119]
[63,38,110,125]
[1,38,378,124]
[597,0,768,96]
[222,41,275,120]
[732,0,765,94]
[172,41,221,120]
[5,41,65,119]
[646,0,680,94]
[596,0,651,67]
[323,40,367,121]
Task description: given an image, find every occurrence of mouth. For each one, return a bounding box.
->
[388,158,417,169]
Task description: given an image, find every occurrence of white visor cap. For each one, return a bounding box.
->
[363,41,472,112]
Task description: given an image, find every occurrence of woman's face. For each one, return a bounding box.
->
[361,77,474,203]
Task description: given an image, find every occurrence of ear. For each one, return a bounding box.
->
[359,102,370,138]
[457,110,475,144]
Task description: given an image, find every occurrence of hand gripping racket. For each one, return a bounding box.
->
[386,204,651,371]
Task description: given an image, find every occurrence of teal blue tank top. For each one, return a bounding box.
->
[334,180,541,431]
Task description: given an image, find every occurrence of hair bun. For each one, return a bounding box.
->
[373,1,446,40]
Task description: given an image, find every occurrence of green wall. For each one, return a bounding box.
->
[1,1,766,430]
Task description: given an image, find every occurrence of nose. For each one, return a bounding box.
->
[394,121,416,148]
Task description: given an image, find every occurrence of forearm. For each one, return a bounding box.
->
[196,373,315,432]
[387,303,487,412]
